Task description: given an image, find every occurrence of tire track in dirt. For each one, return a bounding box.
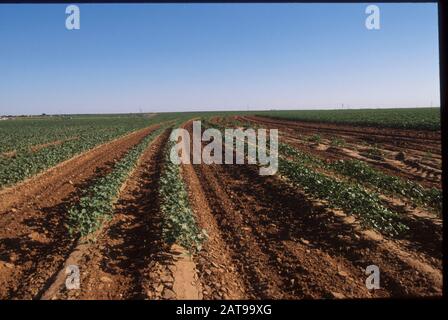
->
[376,195,442,262]
[48,130,171,300]
[0,125,161,299]
[177,121,247,299]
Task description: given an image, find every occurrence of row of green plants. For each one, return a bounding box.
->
[67,128,164,237]
[158,130,208,253]
[0,118,164,189]
[0,115,155,154]
[278,158,408,236]
[255,108,440,131]
[279,143,442,213]
[219,117,442,213]
[329,160,442,213]
[204,119,408,236]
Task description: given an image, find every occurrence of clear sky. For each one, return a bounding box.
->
[0,3,440,115]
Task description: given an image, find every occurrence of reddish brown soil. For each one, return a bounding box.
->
[216,116,442,257]
[29,137,80,153]
[181,121,441,298]
[0,125,160,299]
[233,116,442,189]
[243,115,441,152]
[1,137,80,158]
[0,151,17,158]
[189,156,441,298]
[181,123,247,299]
[46,130,170,300]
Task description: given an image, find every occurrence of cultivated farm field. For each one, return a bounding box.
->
[0,108,442,299]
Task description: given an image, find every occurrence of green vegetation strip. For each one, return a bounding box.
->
[278,158,408,236]
[218,118,442,213]
[158,134,207,253]
[328,160,442,212]
[203,120,408,236]
[0,115,155,155]
[67,128,163,237]
[280,144,442,213]
[0,117,163,189]
[255,108,440,131]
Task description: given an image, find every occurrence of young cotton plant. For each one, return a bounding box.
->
[159,139,207,253]
[328,159,442,213]
[67,129,163,237]
[279,158,409,236]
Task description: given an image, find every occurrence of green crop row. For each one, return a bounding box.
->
[0,117,167,189]
[279,143,442,213]
[217,117,442,213]
[203,120,408,236]
[158,134,207,253]
[278,158,408,236]
[0,115,155,154]
[328,160,442,213]
[0,128,132,188]
[67,128,164,237]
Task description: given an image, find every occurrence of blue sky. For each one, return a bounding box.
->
[0,3,440,115]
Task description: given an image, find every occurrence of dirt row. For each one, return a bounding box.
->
[241,115,441,153]
[45,130,171,299]
[0,125,161,299]
[213,116,442,257]
[231,116,442,189]
[178,121,442,298]
[0,137,80,159]
[38,127,206,300]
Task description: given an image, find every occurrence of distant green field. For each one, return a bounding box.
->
[254,108,441,131]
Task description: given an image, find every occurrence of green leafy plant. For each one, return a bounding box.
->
[67,128,164,237]
[0,115,165,189]
[254,107,440,131]
[280,142,442,213]
[330,137,346,148]
[279,158,408,236]
[365,145,384,159]
[158,136,207,253]
[307,134,322,143]
[206,121,408,236]
[329,159,442,213]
